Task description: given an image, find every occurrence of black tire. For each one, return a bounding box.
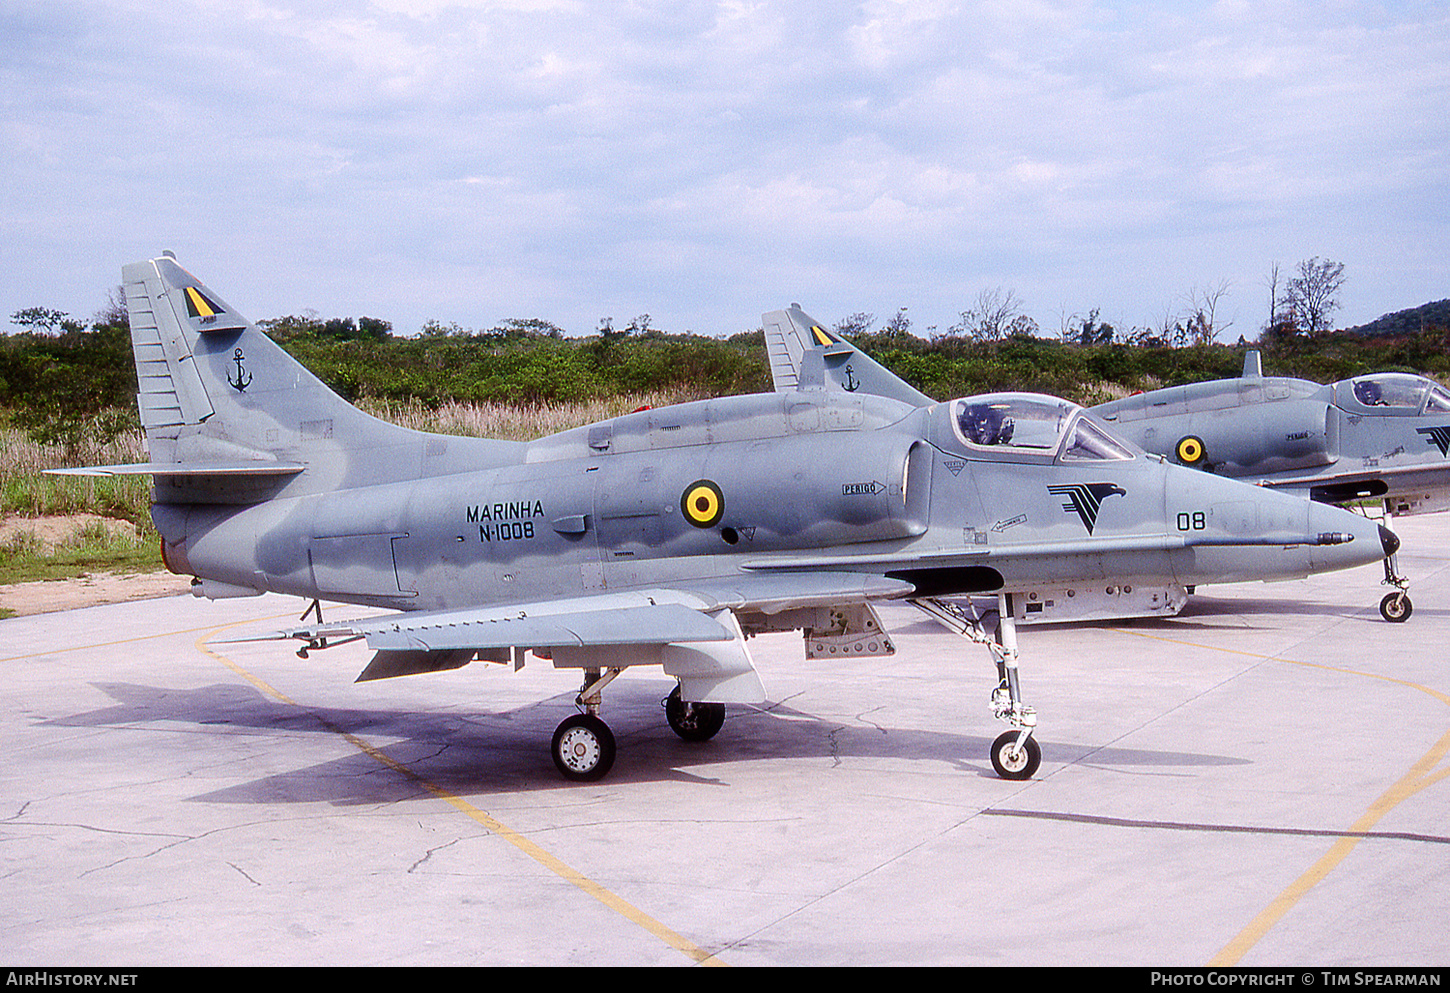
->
[990,731,1041,780]
[551,714,617,781]
[664,685,726,742]
[1379,592,1412,623]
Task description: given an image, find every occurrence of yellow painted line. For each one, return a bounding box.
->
[198,619,727,968]
[1121,627,1450,965]
[0,614,296,664]
[1126,628,1450,706]
[1209,724,1450,967]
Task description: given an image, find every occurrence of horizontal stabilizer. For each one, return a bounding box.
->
[47,461,306,478]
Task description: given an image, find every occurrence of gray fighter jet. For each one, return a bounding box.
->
[54,256,1398,782]
[1092,351,1450,622]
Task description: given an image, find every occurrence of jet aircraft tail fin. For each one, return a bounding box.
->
[762,305,933,408]
[91,254,522,504]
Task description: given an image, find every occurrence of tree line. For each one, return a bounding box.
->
[891,256,1353,347]
[4,254,1447,457]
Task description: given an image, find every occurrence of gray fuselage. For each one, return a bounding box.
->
[155,388,1390,612]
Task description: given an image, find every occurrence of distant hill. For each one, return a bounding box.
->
[1346,299,1450,337]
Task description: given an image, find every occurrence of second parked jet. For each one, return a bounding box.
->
[1092,352,1450,621]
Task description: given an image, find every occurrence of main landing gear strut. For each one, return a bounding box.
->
[550,670,727,781]
[552,667,622,781]
[912,592,1041,780]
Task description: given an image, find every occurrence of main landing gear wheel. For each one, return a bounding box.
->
[990,731,1041,780]
[552,714,616,781]
[664,685,726,741]
[1380,592,1413,623]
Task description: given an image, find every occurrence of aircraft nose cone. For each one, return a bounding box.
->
[1379,524,1401,559]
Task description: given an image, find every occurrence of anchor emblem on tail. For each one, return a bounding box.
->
[228,348,251,392]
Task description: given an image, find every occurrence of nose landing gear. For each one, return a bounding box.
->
[912,592,1041,781]
[1377,512,1411,623]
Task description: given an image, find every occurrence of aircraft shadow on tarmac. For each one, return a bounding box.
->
[1118,595,1450,633]
[45,679,1247,804]
[884,592,1447,640]
[1171,593,1448,623]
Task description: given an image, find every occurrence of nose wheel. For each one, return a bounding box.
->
[1380,590,1412,623]
[991,731,1041,780]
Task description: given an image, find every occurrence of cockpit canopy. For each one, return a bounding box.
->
[1338,374,1450,415]
[949,393,1138,462]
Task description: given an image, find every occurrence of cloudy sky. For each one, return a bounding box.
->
[3,0,1447,342]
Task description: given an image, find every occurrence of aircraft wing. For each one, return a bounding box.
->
[1253,461,1450,506]
[228,572,914,702]
[334,601,734,653]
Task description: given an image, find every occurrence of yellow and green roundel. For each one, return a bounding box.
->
[681,479,724,528]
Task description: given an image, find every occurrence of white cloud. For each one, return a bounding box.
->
[2,0,1447,338]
